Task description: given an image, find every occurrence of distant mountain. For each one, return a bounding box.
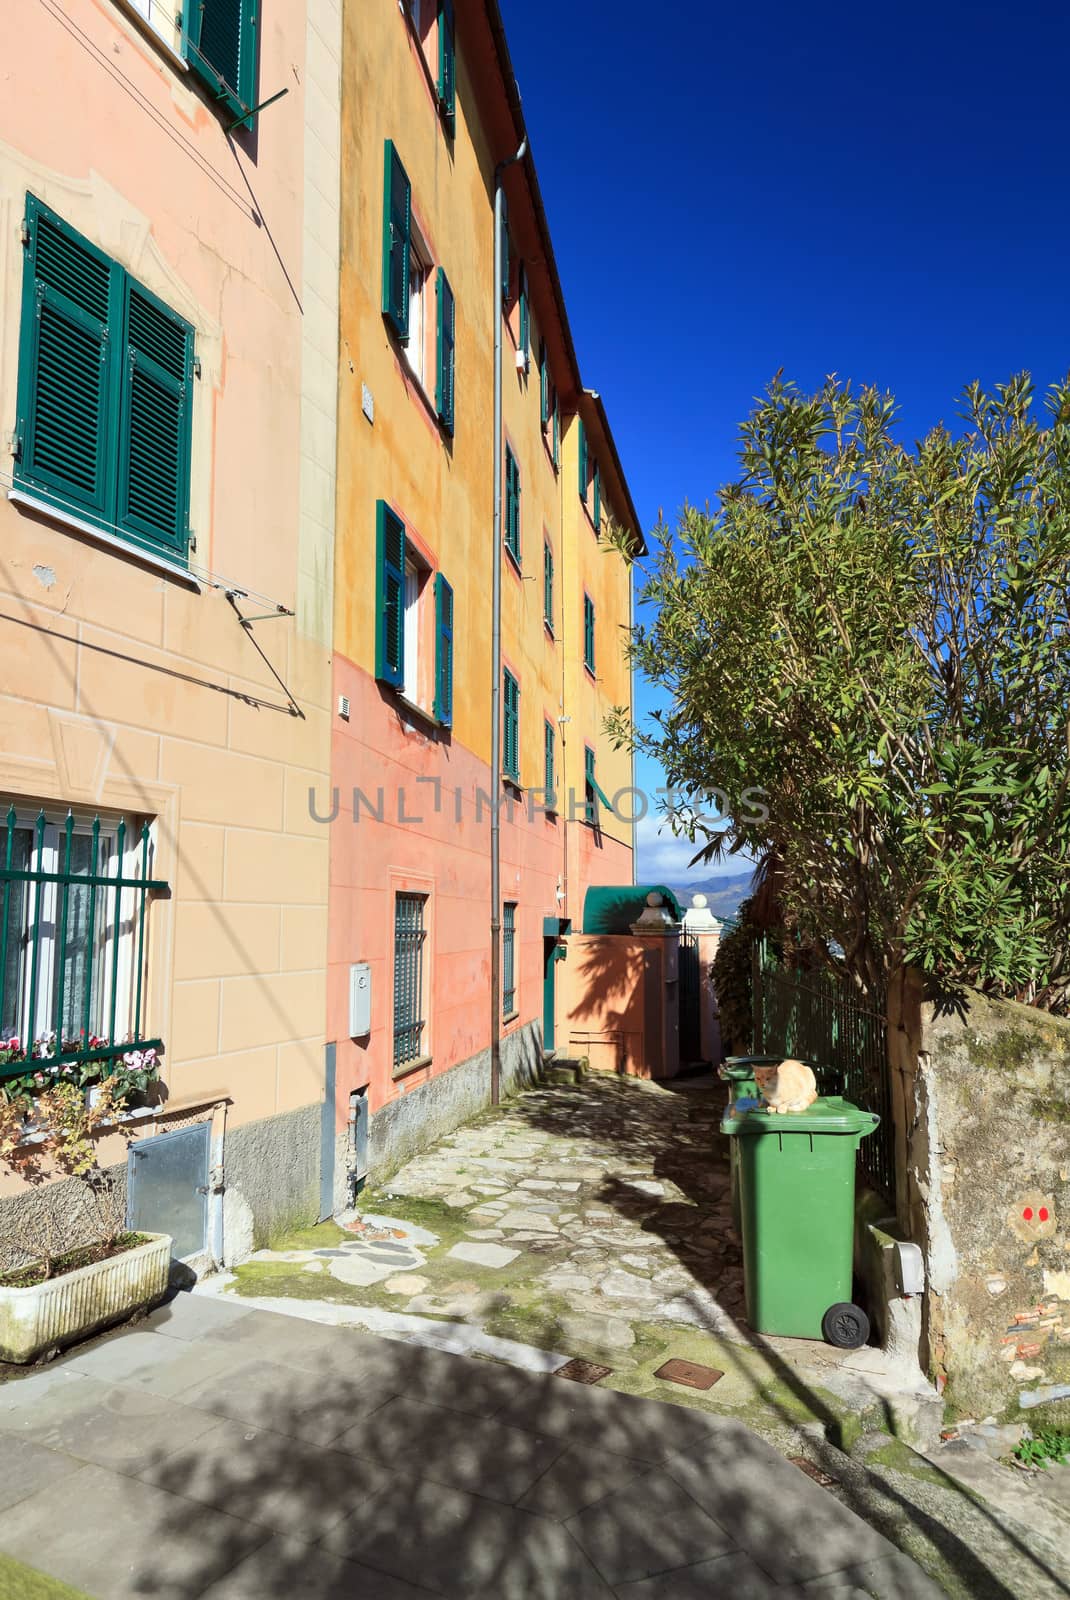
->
[671,870,754,924]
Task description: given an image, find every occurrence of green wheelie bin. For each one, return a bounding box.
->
[721,1095,879,1348]
[718,1056,828,1234]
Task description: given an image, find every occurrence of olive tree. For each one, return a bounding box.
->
[610,374,1070,1005]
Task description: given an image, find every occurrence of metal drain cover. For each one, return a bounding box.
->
[654,1359,724,1391]
[556,1358,612,1385]
[789,1456,837,1487]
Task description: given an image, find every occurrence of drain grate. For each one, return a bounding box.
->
[556,1358,613,1385]
[654,1358,724,1391]
[789,1456,837,1487]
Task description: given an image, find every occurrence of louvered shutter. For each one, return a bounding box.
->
[504,671,519,781]
[578,418,588,499]
[518,265,529,360]
[585,745,596,822]
[375,500,406,687]
[118,281,193,556]
[593,466,601,533]
[186,0,258,123]
[553,399,560,468]
[543,541,553,630]
[539,342,549,426]
[584,594,595,671]
[437,0,456,135]
[17,199,117,522]
[382,141,412,341]
[544,719,555,801]
[433,573,454,727]
[435,268,455,434]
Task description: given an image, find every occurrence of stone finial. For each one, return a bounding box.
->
[692,893,707,908]
[631,891,679,934]
[684,892,721,933]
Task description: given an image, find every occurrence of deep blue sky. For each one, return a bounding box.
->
[501,0,1070,889]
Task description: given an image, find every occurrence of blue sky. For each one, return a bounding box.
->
[501,0,1070,888]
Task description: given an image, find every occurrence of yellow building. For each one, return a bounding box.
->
[329,0,643,1176]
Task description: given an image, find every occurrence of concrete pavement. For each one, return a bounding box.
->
[0,1292,939,1600]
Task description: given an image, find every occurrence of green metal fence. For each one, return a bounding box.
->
[752,938,895,1204]
[0,806,165,1082]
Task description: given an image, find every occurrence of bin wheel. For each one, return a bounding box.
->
[822,1302,869,1350]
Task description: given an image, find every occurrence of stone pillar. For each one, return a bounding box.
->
[683,894,723,1065]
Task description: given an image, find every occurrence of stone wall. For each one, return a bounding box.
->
[891,978,1070,1421]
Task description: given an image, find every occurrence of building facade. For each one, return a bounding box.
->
[329,0,641,1183]
[0,0,342,1262]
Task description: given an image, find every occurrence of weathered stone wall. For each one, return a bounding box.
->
[221,1103,322,1265]
[898,985,1070,1421]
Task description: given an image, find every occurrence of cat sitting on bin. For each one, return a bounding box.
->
[753,1059,818,1114]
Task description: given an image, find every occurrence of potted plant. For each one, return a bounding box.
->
[0,1068,170,1363]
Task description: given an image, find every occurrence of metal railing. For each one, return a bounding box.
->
[0,806,165,1083]
[752,938,895,1204]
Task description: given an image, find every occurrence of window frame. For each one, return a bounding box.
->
[504,445,521,567]
[583,591,596,675]
[502,901,517,1019]
[392,891,428,1074]
[503,668,521,784]
[543,718,556,813]
[183,0,259,130]
[584,745,598,825]
[543,538,554,636]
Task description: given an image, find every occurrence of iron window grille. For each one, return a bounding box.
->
[502,902,516,1017]
[393,892,427,1070]
[0,804,165,1082]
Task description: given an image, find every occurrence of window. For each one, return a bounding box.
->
[382,141,412,342]
[15,197,194,567]
[583,593,596,673]
[185,0,259,128]
[593,465,601,534]
[393,893,427,1071]
[128,0,180,51]
[502,902,516,1017]
[503,669,520,783]
[544,719,556,808]
[0,803,164,1079]
[517,265,530,372]
[539,340,550,426]
[375,501,406,688]
[505,446,521,565]
[406,232,431,386]
[375,500,453,723]
[437,0,456,135]
[433,573,454,727]
[578,417,589,501]
[543,540,554,634]
[552,398,560,470]
[435,268,455,433]
[584,745,597,824]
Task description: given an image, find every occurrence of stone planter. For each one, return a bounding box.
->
[0,1231,172,1363]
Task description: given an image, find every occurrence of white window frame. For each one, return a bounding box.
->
[406,226,432,389]
[403,561,421,706]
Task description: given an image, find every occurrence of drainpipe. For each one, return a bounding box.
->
[491,135,527,1107]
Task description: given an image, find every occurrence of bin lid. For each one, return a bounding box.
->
[721,1095,879,1137]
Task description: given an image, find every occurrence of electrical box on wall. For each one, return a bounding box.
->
[349,962,371,1038]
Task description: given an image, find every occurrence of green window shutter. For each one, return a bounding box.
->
[503,669,520,781]
[117,280,194,558]
[433,572,454,726]
[578,417,588,499]
[381,141,412,341]
[435,267,455,433]
[518,266,529,360]
[375,499,406,687]
[593,465,601,533]
[552,399,560,468]
[543,540,553,630]
[505,446,520,562]
[16,197,118,523]
[500,193,511,303]
[584,593,595,671]
[539,341,549,426]
[437,0,456,135]
[184,0,258,124]
[584,745,596,823]
[544,718,555,803]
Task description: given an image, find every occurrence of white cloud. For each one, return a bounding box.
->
[635,812,753,886]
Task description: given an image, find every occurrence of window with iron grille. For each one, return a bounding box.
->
[393,892,427,1070]
[502,902,517,1017]
[0,803,165,1082]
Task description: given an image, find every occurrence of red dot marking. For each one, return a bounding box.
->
[1022,1207,1034,1221]
[1038,1207,1049,1223]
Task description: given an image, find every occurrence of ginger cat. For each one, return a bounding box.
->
[754,1058,818,1114]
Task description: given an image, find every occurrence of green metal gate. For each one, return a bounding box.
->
[752,939,895,1205]
[679,930,703,1064]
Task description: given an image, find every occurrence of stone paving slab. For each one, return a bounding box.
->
[0,1293,936,1600]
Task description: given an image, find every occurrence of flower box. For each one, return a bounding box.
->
[0,1231,171,1363]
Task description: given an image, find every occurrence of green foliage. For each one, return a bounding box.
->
[611,374,1070,1002]
[711,902,760,1051]
[1013,1428,1070,1469]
